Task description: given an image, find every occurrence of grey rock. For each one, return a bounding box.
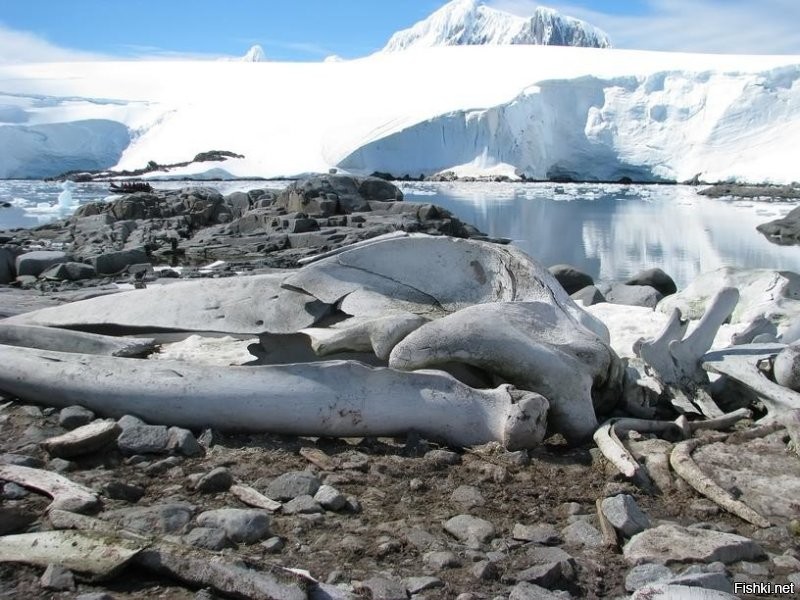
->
[601,494,651,538]
[261,536,285,553]
[509,581,572,599]
[0,453,44,468]
[517,546,576,589]
[731,316,778,345]
[144,455,182,476]
[405,576,444,593]
[561,519,604,548]
[444,514,497,548]
[75,594,115,600]
[266,471,321,501]
[424,550,462,570]
[513,523,561,545]
[92,248,149,275]
[40,261,96,281]
[600,283,663,308]
[41,419,120,458]
[549,264,594,295]
[117,414,145,430]
[625,268,677,297]
[314,484,346,511]
[194,467,233,494]
[624,524,764,565]
[632,584,738,599]
[283,494,324,515]
[0,506,36,535]
[450,485,486,509]
[788,572,800,586]
[773,554,800,571]
[2,482,29,499]
[117,423,170,454]
[58,405,95,429]
[196,508,271,545]
[16,250,68,277]
[734,561,768,576]
[167,426,204,457]
[425,449,462,467]
[40,563,75,591]
[0,245,21,283]
[667,572,733,593]
[625,563,674,592]
[472,560,499,581]
[356,577,409,600]
[103,502,195,534]
[571,285,606,306]
[48,457,76,472]
[101,480,145,503]
[184,526,229,551]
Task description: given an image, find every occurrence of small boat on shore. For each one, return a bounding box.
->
[108,181,153,194]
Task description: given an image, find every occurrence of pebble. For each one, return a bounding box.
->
[261,536,285,554]
[117,423,170,455]
[58,405,95,429]
[509,581,572,599]
[167,426,204,457]
[101,481,146,503]
[266,471,321,501]
[513,523,561,545]
[472,560,499,581]
[283,494,324,515]
[193,467,233,493]
[48,457,75,472]
[41,419,120,458]
[424,449,462,467]
[103,502,195,534]
[624,524,765,565]
[625,563,673,592]
[40,564,75,591]
[356,577,408,600]
[444,514,497,548]
[450,485,486,509]
[561,520,604,548]
[405,576,444,593]
[184,526,229,551]
[600,494,651,538]
[2,482,29,499]
[196,508,271,544]
[424,550,462,570]
[314,484,346,511]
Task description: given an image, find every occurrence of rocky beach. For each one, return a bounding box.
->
[0,174,799,599]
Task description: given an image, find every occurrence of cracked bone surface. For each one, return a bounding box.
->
[389,301,622,442]
[0,345,548,450]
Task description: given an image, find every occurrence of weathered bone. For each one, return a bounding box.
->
[6,272,328,335]
[0,345,548,450]
[670,436,771,528]
[301,313,427,360]
[703,343,800,415]
[0,323,156,356]
[638,287,739,385]
[594,418,681,480]
[0,464,100,513]
[388,302,622,442]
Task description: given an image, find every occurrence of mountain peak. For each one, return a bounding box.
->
[241,44,267,62]
[382,1,611,52]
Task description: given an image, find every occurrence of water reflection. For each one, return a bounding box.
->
[400,182,800,288]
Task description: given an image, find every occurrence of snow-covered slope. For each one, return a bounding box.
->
[0,45,798,182]
[239,45,266,62]
[382,0,611,52]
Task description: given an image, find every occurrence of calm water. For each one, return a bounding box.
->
[2,179,799,288]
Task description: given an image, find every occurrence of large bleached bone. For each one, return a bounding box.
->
[6,272,328,335]
[389,302,621,442]
[638,287,739,385]
[284,235,610,342]
[0,323,155,356]
[0,345,548,450]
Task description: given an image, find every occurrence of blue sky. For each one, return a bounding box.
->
[1,0,799,62]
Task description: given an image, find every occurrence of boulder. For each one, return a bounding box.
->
[549,264,594,294]
[91,248,149,275]
[600,283,663,308]
[15,251,69,277]
[571,285,606,306]
[266,471,321,501]
[757,204,800,245]
[276,174,402,216]
[39,262,96,281]
[443,514,496,548]
[0,245,22,283]
[625,268,677,297]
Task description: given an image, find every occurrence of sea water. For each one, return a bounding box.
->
[2,179,799,288]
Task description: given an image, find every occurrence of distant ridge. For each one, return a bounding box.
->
[382,0,611,52]
[240,44,267,62]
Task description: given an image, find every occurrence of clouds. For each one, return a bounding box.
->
[0,23,109,63]
[489,0,800,54]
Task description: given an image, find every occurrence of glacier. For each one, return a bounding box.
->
[0,45,798,182]
[382,0,612,52]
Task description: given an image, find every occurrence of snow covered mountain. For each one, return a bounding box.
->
[239,44,266,62]
[382,0,611,52]
[0,45,798,183]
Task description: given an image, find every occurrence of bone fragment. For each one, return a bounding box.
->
[0,323,156,357]
[0,465,100,513]
[230,485,282,512]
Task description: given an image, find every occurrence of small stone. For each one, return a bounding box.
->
[408,478,426,491]
[314,484,346,511]
[2,482,29,499]
[184,527,229,551]
[103,502,195,534]
[117,423,170,455]
[424,550,462,570]
[167,427,204,457]
[601,494,651,538]
[425,449,462,467]
[625,563,673,592]
[117,414,145,430]
[102,481,145,503]
[194,467,233,493]
[773,554,800,571]
[75,593,114,600]
[561,520,604,548]
[509,581,570,599]
[196,508,271,544]
[624,524,765,565]
[58,405,95,429]
[40,563,75,591]
[405,576,444,593]
[788,572,800,586]
[734,561,768,576]
[0,507,36,535]
[283,494,323,515]
[516,547,576,589]
[266,471,321,501]
[356,577,408,600]
[48,457,75,472]
[632,584,737,599]
[41,419,120,458]
[144,456,182,476]
[513,523,561,545]
[197,428,216,448]
[560,502,582,517]
[472,560,499,580]
[261,536,285,553]
[444,514,496,548]
[450,485,486,509]
[0,453,44,468]
[667,571,733,593]
[193,589,217,600]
